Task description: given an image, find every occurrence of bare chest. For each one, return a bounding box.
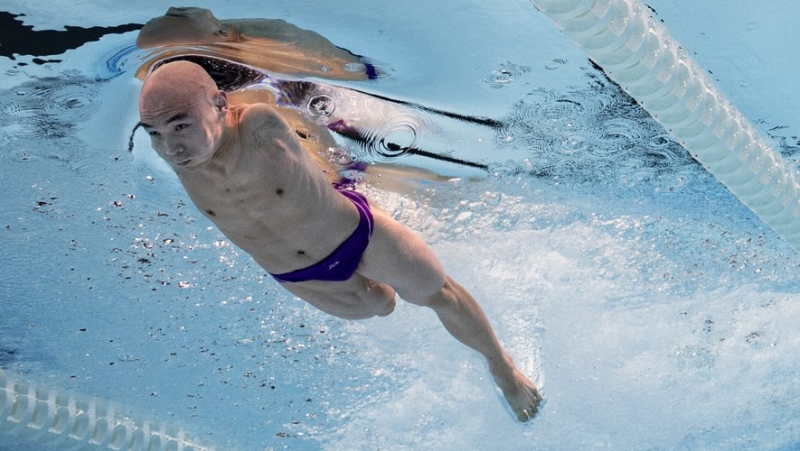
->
[175,157,358,272]
[180,163,295,240]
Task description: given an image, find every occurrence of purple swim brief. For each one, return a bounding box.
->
[270,189,374,283]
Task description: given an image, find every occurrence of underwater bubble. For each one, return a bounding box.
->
[306,94,335,118]
[483,62,531,89]
[489,68,514,85]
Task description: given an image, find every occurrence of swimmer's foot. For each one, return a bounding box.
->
[490,354,543,422]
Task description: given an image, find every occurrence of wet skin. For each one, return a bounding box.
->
[138,61,543,422]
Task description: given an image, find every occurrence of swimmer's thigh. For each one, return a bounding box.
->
[278,273,395,320]
[358,209,447,302]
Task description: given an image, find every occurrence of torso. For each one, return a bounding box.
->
[174,104,360,274]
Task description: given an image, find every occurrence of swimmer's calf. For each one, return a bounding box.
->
[137,60,542,422]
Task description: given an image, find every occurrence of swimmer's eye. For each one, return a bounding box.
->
[174,123,190,131]
[148,130,160,137]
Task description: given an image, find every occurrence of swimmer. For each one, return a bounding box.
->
[136,7,376,81]
[135,8,495,173]
[137,61,542,422]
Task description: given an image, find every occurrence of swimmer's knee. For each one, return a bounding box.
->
[370,282,396,317]
[333,279,396,319]
[375,296,396,317]
[342,292,394,320]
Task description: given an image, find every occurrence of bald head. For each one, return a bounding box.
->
[140,61,220,114]
[137,61,230,168]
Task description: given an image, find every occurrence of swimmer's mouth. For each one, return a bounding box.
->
[175,159,192,167]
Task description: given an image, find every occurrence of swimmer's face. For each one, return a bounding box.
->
[138,90,229,169]
[137,7,232,48]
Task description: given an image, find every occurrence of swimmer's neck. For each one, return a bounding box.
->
[216,105,242,159]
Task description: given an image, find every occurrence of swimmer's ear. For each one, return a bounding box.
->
[213,91,228,117]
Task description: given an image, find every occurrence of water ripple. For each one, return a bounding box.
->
[303,85,436,164]
[361,114,424,160]
[544,58,568,70]
[0,75,103,148]
[43,82,101,123]
[500,69,700,189]
[482,61,532,89]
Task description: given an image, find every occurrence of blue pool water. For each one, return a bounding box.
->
[1,1,799,449]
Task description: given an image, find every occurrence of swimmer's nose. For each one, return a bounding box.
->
[165,141,184,156]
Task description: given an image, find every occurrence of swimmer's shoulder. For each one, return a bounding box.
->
[237,103,289,136]
[236,104,301,153]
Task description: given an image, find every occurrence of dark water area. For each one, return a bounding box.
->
[0,11,141,63]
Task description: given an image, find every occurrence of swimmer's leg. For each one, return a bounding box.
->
[359,209,542,422]
[419,276,542,422]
